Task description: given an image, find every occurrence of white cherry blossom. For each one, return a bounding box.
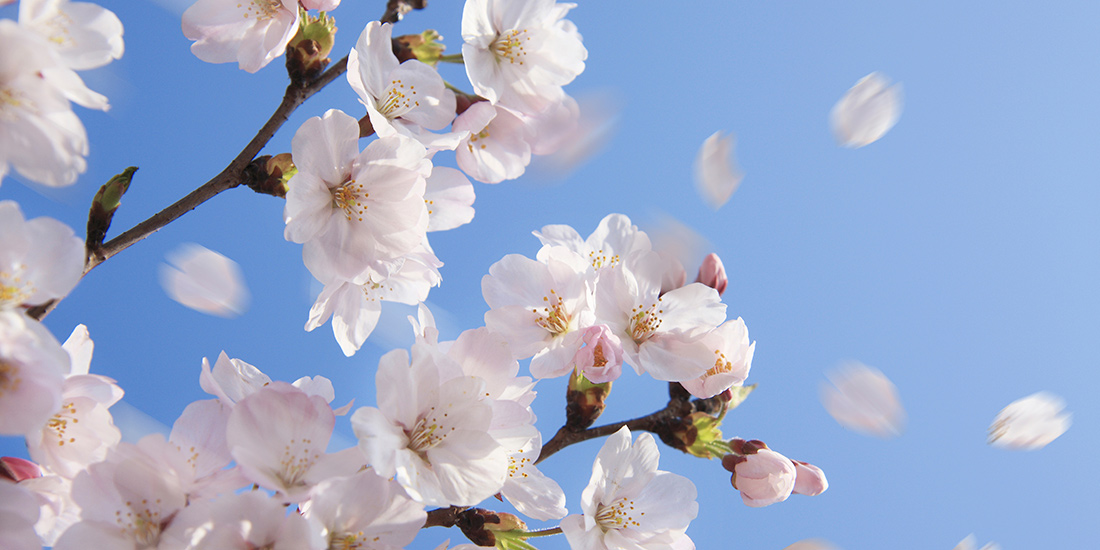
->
[453,101,533,183]
[561,427,697,550]
[182,0,299,73]
[303,472,426,550]
[0,201,84,310]
[284,109,431,283]
[351,347,508,507]
[678,318,754,399]
[533,213,653,274]
[694,131,743,210]
[988,391,1071,450]
[500,434,567,521]
[830,72,902,148]
[0,480,41,550]
[347,21,458,147]
[0,311,69,436]
[19,0,124,71]
[160,491,319,550]
[424,166,476,232]
[461,0,587,115]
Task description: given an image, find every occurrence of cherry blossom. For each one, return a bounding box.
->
[533,214,653,275]
[453,101,533,183]
[678,318,754,399]
[830,72,902,148]
[561,427,697,550]
[482,245,596,378]
[302,472,426,550]
[424,166,476,232]
[226,382,362,502]
[722,439,796,508]
[182,0,299,73]
[159,243,250,317]
[351,347,508,507]
[0,311,69,436]
[0,480,41,550]
[571,324,623,384]
[347,21,458,147]
[19,0,124,71]
[500,434,567,521]
[461,0,587,115]
[792,460,828,497]
[160,491,318,550]
[820,361,906,438]
[988,391,1071,450]
[284,109,431,282]
[0,201,84,310]
[694,131,743,209]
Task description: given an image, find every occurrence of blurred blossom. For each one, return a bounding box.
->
[820,362,906,438]
[159,243,250,317]
[830,72,902,148]
[954,534,1001,550]
[783,540,839,550]
[645,215,709,290]
[694,131,744,209]
[988,391,1070,450]
[529,91,620,178]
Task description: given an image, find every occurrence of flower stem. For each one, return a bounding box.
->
[437,53,465,63]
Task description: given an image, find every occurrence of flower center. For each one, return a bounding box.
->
[587,249,621,271]
[277,437,319,488]
[0,87,33,122]
[0,360,22,395]
[47,401,79,447]
[115,502,165,548]
[629,300,663,344]
[507,453,532,479]
[331,177,368,222]
[492,29,531,65]
[532,289,571,335]
[240,0,283,22]
[376,79,419,120]
[330,531,375,550]
[466,128,490,153]
[706,349,734,377]
[406,413,451,459]
[594,497,643,531]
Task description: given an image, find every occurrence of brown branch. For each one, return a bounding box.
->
[381,0,427,24]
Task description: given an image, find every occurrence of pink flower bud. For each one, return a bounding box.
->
[723,441,796,507]
[792,460,828,496]
[695,253,728,296]
[573,325,623,384]
[0,457,42,482]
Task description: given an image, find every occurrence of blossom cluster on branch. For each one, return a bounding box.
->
[0,1,830,549]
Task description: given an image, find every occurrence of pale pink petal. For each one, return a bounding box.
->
[988,391,1071,450]
[159,243,250,317]
[694,131,743,209]
[830,72,902,148]
[820,362,906,438]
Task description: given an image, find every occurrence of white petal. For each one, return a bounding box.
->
[159,243,250,317]
[988,391,1071,450]
[694,131,743,209]
[820,362,906,438]
[61,324,93,376]
[830,72,902,148]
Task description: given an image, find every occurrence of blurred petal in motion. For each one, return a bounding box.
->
[830,72,902,148]
[820,361,905,438]
[159,243,249,317]
[783,540,839,550]
[694,131,743,209]
[988,391,1070,450]
[954,534,1001,550]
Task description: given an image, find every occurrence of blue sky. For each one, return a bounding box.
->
[2,0,1098,548]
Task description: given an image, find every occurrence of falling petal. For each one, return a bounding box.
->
[159,243,250,317]
[830,72,902,148]
[694,131,744,209]
[820,362,906,438]
[954,534,1001,550]
[783,539,839,550]
[988,391,1070,450]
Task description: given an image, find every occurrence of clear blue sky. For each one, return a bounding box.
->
[2,1,1098,548]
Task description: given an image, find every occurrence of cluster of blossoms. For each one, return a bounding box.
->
[0,0,123,187]
[0,0,833,549]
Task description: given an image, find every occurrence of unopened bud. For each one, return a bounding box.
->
[87,166,138,250]
[565,369,611,430]
[394,29,445,65]
[722,441,797,507]
[0,456,42,482]
[286,10,337,83]
[791,460,828,496]
[245,153,296,198]
[695,253,728,296]
[484,512,526,532]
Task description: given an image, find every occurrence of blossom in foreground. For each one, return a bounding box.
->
[347,21,457,147]
[182,0,299,73]
[721,439,796,507]
[160,491,317,550]
[424,166,476,232]
[694,131,743,209]
[0,200,84,310]
[678,318,754,399]
[534,213,653,275]
[284,109,430,282]
[453,101,533,183]
[830,72,902,148]
[159,243,250,317]
[227,382,362,502]
[351,348,508,507]
[461,0,587,115]
[561,427,697,550]
[0,21,88,186]
[0,311,70,436]
[303,472,426,550]
[820,361,906,438]
[988,391,1071,450]
[500,434,567,521]
[26,325,123,478]
[19,0,124,71]
[0,480,41,550]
